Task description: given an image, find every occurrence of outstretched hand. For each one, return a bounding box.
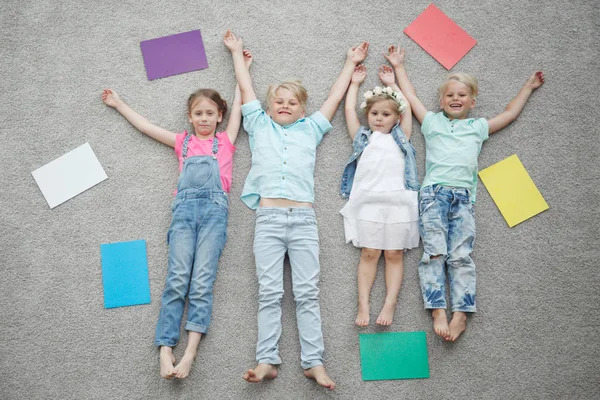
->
[348,42,369,64]
[351,64,366,84]
[223,30,243,52]
[243,49,253,68]
[378,65,395,87]
[526,71,545,89]
[101,89,122,108]
[383,45,405,67]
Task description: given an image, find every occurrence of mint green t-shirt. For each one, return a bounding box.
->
[421,111,489,202]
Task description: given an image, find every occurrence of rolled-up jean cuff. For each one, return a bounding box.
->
[257,357,282,366]
[424,303,446,310]
[185,321,208,334]
[154,340,176,348]
[302,360,324,370]
[452,306,476,313]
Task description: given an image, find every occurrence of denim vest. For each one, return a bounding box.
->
[340,124,419,199]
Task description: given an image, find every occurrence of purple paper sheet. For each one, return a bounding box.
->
[140,30,208,80]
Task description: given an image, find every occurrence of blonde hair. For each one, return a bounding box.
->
[266,80,308,112]
[438,72,479,102]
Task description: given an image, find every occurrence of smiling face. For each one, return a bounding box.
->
[367,99,400,134]
[267,88,305,126]
[440,80,476,120]
[188,97,223,139]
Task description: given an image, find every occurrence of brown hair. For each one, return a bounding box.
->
[266,80,308,112]
[187,89,228,115]
[364,96,402,116]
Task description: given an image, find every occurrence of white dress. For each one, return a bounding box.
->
[340,131,419,250]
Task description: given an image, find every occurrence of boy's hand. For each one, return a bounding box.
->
[224,30,243,52]
[351,64,366,84]
[526,71,545,89]
[383,45,405,67]
[243,49,253,68]
[348,41,369,64]
[378,65,395,86]
[101,89,122,108]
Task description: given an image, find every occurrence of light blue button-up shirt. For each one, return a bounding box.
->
[240,100,332,210]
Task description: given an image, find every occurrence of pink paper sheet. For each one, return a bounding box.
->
[404,4,477,70]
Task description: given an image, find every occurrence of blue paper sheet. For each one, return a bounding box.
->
[100,240,151,308]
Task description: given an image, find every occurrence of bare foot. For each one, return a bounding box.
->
[242,363,278,383]
[173,350,197,379]
[447,312,467,342]
[432,309,450,340]
[304,365,335,390]
[376,301,397,326]
[355,303,370,326]
[159,346,176,380]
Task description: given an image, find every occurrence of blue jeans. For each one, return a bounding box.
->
[154,189,228,346]
[253,207,324,370]
[418,185,476,312]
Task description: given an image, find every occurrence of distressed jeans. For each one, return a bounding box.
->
[418,185,476,312]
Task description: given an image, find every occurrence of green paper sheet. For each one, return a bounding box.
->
[359,331,429,380]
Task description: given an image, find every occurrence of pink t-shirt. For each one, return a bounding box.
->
[174,131,236,193]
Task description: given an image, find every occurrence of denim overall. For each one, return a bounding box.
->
[155,134,228,347]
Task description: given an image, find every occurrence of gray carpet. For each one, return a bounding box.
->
[1,0,598,399]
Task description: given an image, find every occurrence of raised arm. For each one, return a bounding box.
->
[487,71,545,134]
[224,30,256,104]
[101,89,177,147]
[345,64,366,139]
[384,46,428,124]
[378,65,413,140]
[320,42,369,122]
[225,50,253,144]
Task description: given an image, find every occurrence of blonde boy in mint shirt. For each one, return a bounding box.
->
[389,45,544,342]
[225,30,368,389]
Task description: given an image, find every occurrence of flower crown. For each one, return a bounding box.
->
[360,86,407,114]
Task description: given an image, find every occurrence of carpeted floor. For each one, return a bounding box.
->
[1,0,598,399]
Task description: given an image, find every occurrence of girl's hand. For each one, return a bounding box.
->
[378,65,395,86]
[224,30,243,52]
[526,71,545,89]
[348,41,369,64]
[243,49,253,68]
[351,64,366,84]
[383,45,405,67]
[101,89,122,108]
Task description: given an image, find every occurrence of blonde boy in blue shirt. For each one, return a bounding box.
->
[224,30,368,389]
[389,45,544,342]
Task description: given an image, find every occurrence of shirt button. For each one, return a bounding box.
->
[282,177,285,180]
[284,147,287,150]
[283,161,287,165]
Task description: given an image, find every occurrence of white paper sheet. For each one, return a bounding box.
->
[32,143,108,208]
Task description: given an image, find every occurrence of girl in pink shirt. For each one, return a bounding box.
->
[101,49,252,380]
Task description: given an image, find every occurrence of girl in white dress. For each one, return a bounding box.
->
[340,64,419,326]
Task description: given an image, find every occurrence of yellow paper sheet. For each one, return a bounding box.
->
[478,154,549,227]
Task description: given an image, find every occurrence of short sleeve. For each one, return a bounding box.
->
[476,118,489,141]
[216,131,236,152]
[241,100,266,136]
[308,111,333,144]
[421,111,435,137]
[352,126,370,146]
[174,132,188,158]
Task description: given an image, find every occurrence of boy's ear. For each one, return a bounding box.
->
[470,98,476,109]
[218,112,223,123]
